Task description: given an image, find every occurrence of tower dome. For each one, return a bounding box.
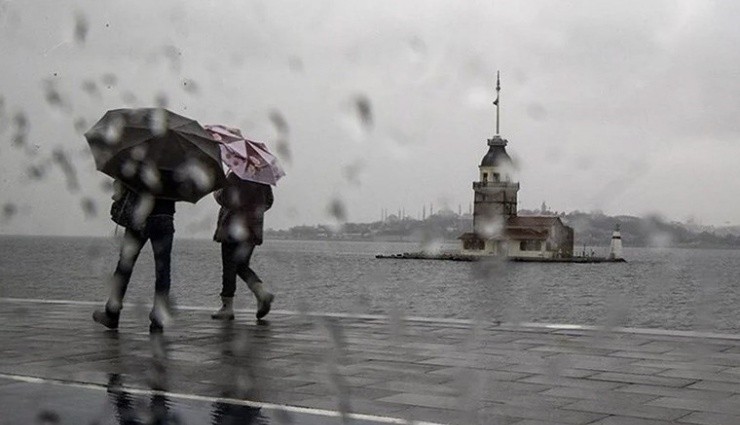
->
[480,135,513,167]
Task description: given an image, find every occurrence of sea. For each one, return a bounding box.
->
[1,235,739,332]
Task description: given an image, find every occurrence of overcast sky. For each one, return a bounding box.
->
[1,0,739,237]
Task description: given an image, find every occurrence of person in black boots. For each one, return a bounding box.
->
[93,180,176,333]
[211,173,274,321]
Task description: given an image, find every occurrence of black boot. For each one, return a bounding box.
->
[93,308,120,330]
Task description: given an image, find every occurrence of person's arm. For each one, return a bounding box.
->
[265,186,274,211]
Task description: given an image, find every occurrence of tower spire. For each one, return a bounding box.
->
[493,71,501,136]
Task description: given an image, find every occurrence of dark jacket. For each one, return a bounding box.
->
[110,180,175,236]
[213,174,273,244]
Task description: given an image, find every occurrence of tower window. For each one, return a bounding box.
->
[492,173,500,182]
[482,172,488,181]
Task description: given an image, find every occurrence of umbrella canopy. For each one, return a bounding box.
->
[204,124,285,186]
[85,108,227,203]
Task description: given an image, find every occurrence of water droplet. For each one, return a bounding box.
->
[162,45,182,72]
[149,108,168,136]
[269,110,289,136]
[73,117,87,134]
[81,197,97,218]
[26,164,45,180]
[341,94,374,142]
[155,93,168,108]
[288,56,304,73]
[269,110,291,164]
[103,116,125,144]
[73,11,88,44]
[175,160,215,191]
[52,148,79,191]
[227,221,249,241]
[129,145,148,161]
[2,203,17,221]
[42,79,69,112]
[139,163,162,192]
[341,160,364,186]
[527,103,547,121]
[182,78,198,94]
[120,91,137,106]
[101,73,117,87]
[11,111,29,147]
[326,198,347,224]
[354,94,373,131]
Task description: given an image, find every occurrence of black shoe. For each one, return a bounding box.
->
[256,293,274,319]
[149,322,163,334]
[149,311,164,334]
[93,309,120,330]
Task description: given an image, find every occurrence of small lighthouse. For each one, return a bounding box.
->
[609,224,623,260]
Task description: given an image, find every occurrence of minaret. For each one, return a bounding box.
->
[609,223,623,260]
[472,71,519,247]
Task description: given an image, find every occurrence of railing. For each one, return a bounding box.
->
[473,181,520,190]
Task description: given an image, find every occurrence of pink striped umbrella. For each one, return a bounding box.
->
[204,124,285,186]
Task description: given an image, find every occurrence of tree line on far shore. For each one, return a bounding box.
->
[265,209,740,249]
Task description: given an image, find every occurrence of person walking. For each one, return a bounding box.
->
[93,180,176,333]
[211,173,274,321]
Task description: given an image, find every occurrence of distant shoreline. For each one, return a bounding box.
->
[2,233,738,250]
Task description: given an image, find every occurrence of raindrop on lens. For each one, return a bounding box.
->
[121,160,138,178]
[73,11,89,44]
[2,203,17,221]
[81,198,97,218]
[327,198,347,223]
[104,116,125,144]
[149,109,168,136]
[140,164,162,192]
[176,161,214,191]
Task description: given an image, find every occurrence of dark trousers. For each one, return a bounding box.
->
[109,227,174,306]
[220,241,260,298]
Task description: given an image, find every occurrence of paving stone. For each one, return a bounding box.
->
[480,403,606,424]
[613,384,734,401]
[676,411,740,425]
[686,380,740,393]
[587,416,680,425]
[518,374,622,390]
[646,396,740,415]
[375,393,461,410]
[562,399,692,421]
[657,368,740,383]
[586,372,697,387]
[539,386,659,404]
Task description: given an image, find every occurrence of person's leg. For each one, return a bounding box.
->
[234,242,273,319]
[212,242,238,320]
[93,228,146,329]
[149,230,174,332]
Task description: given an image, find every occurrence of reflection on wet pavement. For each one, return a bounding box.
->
[0,377,389,424]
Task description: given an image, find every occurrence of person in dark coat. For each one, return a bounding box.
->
[93,180,176,333]
[211,173,274,320]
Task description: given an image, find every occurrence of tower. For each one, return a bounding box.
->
[609,223,623,259]
[472,72,519,240]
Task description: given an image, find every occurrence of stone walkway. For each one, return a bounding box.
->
[1,298,740,424]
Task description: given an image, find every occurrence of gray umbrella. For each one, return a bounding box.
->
[85,108,227,203]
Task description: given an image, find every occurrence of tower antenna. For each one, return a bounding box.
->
[493,71,501,135]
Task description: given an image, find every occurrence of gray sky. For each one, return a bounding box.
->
[1,0,739,237]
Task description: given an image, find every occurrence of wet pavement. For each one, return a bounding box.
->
[1,298,740,424]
